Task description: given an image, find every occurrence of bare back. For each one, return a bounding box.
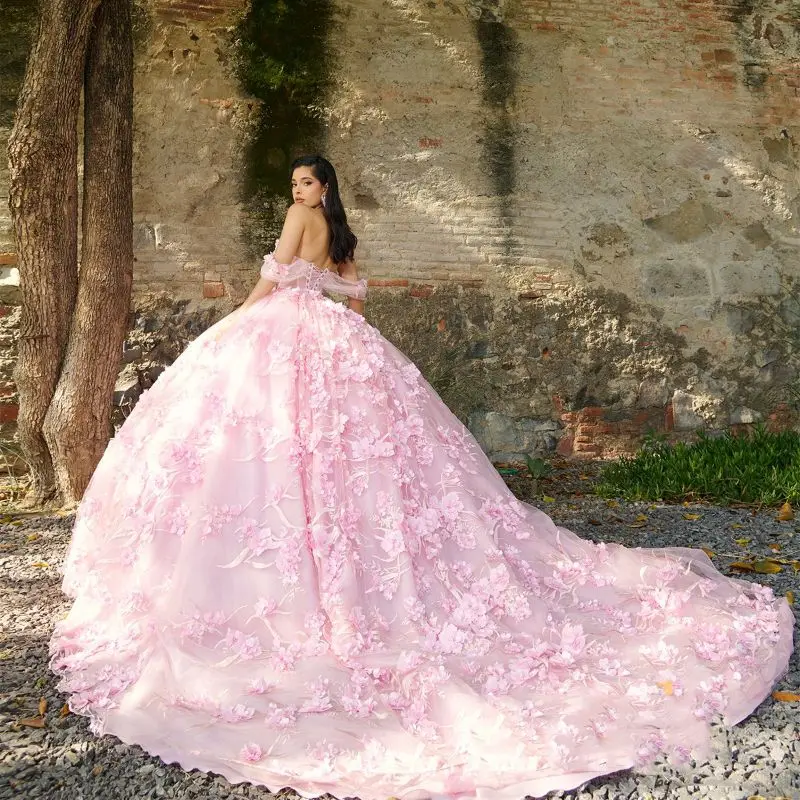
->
[295,207,335,271]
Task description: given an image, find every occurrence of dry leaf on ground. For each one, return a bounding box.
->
[17,716,45,729]
[772,691,800,702]
[729,559,783,574]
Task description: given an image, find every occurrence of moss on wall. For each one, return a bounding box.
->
[232,0,332,256]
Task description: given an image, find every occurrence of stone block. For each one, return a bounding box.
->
[724,304,756,335]
[469,410,559,459]
[122,345,143,364]
[742,222,772,250]
[671,390,705,431]
[713,257,780,298]
[730,406,763,424]
[644,199,722,243]
[642,261,710,298]
[114,369,142,407]
[753,348,780,368]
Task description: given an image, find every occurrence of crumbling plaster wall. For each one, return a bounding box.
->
[1,0,799,461]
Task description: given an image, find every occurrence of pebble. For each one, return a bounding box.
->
[0,504,797,800]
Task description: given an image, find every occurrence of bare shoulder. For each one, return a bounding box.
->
[284,202,314,222]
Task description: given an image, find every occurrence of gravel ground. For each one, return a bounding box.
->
[0,496,798,800]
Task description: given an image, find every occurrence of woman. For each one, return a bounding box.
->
[51,155,793,800]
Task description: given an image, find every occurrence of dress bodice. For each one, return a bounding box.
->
[260,252,367,300]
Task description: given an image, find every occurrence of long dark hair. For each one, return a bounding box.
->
[291,155,357,264]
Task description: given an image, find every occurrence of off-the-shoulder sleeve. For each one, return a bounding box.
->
[353,278,368,300]
[260,253,288,282]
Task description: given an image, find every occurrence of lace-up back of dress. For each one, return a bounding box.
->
[304,261,328,293]
[260,252,368,300]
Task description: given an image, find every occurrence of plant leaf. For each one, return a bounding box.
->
[777,502,794,521]
[682,513,702,520]
[786,590,794,606]
[59,703,70,718]
[542,495,556,503]
[701,547,715,558]
[38,697,47,716]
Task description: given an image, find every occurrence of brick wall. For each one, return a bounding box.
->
[1,0,799,460]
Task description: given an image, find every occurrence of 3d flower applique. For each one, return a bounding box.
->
[240,742,264,763]
[246,677,276,696]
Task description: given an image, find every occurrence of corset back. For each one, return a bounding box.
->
[260,253,367,300]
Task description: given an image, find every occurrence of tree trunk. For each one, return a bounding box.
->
[43,0,134,505]
[7,0,102,505]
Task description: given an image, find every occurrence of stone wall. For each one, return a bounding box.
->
[1,0,799,462]
[326,0,800,458]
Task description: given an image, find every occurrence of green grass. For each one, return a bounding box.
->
[596,427,800,505]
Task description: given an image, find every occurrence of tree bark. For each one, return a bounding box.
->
[43,0,134,505]
[7,0,102,505]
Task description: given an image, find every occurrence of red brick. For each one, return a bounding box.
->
[368,279,409,288]
[536,22,560,31]
[409,285,433,299]
[556,435,574,457]
[0,403,19,423]
[202,280,225,299]
[573,442,602,455]
[0,253,17,266]
[664,403,674,432]
[418,137,443,149]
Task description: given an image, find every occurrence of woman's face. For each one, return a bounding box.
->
[291,167,326,207]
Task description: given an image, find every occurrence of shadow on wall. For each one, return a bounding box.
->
[232,0,333,257]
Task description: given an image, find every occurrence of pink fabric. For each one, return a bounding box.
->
[260,252,367,299]
[51,255,793,800]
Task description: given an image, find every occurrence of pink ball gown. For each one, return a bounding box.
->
[50,250,793,800]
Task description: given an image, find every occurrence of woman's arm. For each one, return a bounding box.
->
[339,259,365,316]
[235,204,309,312]
[273,204,307,265]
